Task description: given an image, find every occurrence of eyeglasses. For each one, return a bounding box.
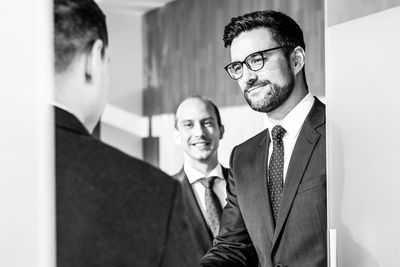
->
[224,46,284,80]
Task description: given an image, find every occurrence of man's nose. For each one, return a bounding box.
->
[192,122,206,136]
[241,64,257,85]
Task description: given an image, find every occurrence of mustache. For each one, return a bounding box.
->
[244,81,271,93]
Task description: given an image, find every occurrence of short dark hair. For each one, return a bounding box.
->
[174,96,223,129]
[223,10,305,57]
[54,0,108,73]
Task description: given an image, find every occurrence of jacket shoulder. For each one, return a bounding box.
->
[234,128,268,154]
[172,168,186,183]
[56,128,178,193]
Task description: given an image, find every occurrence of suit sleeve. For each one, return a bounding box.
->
[158,180,198,267]
[200,147,258,267]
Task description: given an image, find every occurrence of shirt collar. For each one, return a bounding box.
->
[49,101,92,134]
[265,92,314,139]
[48,100,75,115]
[183,162,224,184]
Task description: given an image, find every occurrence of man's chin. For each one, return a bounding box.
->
[189,152,212,162]
[245,96,271,113]
[245,89,290,113]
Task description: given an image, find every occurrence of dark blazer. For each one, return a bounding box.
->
[173,166,229,263]
[55,107,197,267]
[201,98,327,267]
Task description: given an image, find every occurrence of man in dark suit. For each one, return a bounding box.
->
[53,0,196,266]
[201,10,326,267]
[173,96,229,263]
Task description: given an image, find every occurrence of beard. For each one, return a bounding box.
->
[243,74,295,113]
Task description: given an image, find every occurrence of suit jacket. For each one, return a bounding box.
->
[55,107,197,267]
[173,166,229,263]
[201,98,327,267]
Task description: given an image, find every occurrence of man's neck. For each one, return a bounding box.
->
[186,158,219,176]
[267,84,308,122]
[54,74,98,134]
[52,98,95,134]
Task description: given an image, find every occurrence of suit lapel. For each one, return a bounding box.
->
[176,169,213,246]
[272,98,325,244]
[250,130,275,242]
[221,166,229,183]
[54,106,90,136]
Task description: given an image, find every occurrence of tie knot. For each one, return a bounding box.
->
[271,125,286,141]
[199,176,218,189]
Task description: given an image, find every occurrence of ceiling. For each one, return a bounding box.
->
[97,0,176,14]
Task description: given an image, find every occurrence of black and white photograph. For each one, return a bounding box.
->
[1,0,399,266]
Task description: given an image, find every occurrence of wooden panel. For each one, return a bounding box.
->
[143,0,324,116]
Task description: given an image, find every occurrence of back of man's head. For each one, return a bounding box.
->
[54,0,109,133]
[54,0,108,74]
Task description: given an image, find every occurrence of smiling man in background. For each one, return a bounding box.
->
[173,96,229,263]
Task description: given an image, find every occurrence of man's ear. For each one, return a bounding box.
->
[219,125,225,140]
[174,128,182,145]
[85,39,104,82]
[290,46,305,76]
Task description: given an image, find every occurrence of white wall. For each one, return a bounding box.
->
[101,121,144,159]
[100,8,145,158]
[327,6,400,266]
[104,9,143,114]
[0,1,55,267]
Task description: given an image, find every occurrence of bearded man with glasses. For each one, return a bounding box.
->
[201,10,327,267]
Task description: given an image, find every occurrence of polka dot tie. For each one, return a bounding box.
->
[198,176,222,237]
[268,125,286,223]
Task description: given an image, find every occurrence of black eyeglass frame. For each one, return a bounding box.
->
[224,46,285,80]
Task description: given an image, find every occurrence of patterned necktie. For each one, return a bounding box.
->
[268,125,286,223]
[198,176,222,237]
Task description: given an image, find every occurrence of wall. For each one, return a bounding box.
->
[326,4,400,266]
[101,121,144,159]
[328,0,400,26]
[99,8,145,158]
[0,0,55,267]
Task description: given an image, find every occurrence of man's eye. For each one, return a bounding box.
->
[232,64,242,72]
[250,55,264,64]
[204,120,214,127]
[182,122,192,128]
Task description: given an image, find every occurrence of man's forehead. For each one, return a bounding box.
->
[230,28,276,61]
[176,98,216,121]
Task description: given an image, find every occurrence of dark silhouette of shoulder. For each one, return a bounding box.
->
[55,107,196,267]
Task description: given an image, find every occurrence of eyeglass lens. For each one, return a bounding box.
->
[226,52,265,79]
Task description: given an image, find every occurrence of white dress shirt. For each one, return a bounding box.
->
[184,163,227,226]
[265,92,314,182]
